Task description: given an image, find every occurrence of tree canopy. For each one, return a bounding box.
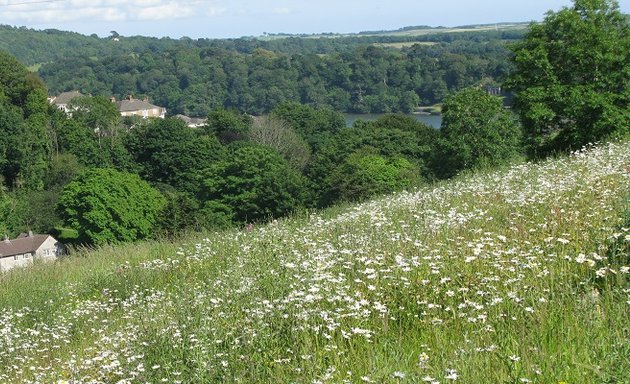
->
[507,0,630,155]
[436,88,523,178]
[58,168,166,245]
[0,51,52,190]
[199,143,308,223]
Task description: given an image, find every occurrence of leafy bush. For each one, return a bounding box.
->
[58,168,166,245]
[328,149,419,202]
[435,88,523,178]
[506,0,630,155]
[199,143,308,223]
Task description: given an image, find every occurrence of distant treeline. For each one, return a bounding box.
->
[1,24,521,115]
[0,24,526,64]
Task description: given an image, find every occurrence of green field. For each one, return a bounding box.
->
[0,139,628,383]
[259,23,529,41]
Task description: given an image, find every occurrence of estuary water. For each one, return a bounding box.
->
[344,113,442,129]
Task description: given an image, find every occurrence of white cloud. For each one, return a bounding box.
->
[3,6,126,23]
[0,0,221,24]
[136,2,195,20]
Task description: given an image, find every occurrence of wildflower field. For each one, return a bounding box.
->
[1,141,629,384]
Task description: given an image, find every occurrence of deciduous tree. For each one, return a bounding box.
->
[58,168,166,245]
[436,88,522,178]
[506,0,630,155]
[247,115,311,169]
[328,149,419,202]
[199,143,308,223]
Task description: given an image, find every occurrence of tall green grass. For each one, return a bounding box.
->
[0,141,629,383]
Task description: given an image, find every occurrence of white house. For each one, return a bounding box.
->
[174,114,207,128]
[49,91,84,114]
[0,233,63,272]
[114,95,166,119]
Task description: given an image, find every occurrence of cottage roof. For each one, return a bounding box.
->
[53,91,83,105]
[116,98,162,112]
[175,114,207,125]
[0,235,50,258]
[175,114,192,123]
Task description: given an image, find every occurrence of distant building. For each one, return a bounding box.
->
[49,90,84,113]
[0,233,64,272]
[485,86,503,96]
[114,95,166,119]
[174,114,207,128]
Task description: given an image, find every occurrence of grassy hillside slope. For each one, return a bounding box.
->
[0,141,629,383]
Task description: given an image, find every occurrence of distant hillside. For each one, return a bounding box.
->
[0,25,198,66]
[0,139,628,382]
[260,22,529,39]
[0,22,524,116]
[0,22,528,66]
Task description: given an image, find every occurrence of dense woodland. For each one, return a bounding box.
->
[1,24,522,115]
[0,0,628,246]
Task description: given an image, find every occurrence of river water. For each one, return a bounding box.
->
[345,113,442,129]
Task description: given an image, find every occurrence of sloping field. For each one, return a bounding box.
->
[261,23,528,40]
[0,141,629,383]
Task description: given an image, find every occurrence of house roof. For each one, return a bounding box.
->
[175,114,207,125]
[53,91,83,105]
[0,235,51,258]
[116,98,163,112]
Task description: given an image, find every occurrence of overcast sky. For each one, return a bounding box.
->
[1,0,629,39]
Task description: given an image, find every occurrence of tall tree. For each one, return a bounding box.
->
[247,115,311,170]
[435,88,523,178]
[58,168,166,245]
[125,117,226,194]
[506,0,630,155]
[0,51,52,190]
[328,149,419,202]
[199,143,308,223]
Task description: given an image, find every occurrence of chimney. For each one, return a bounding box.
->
[127,94,133,101]
[143,96,149,102]
[110,96,116,103]
[3,235,9,243]
[28,230,33,237]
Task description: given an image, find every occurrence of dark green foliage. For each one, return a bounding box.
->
[328,149,419,202]
[154,186,226,237]
[0,51,52,190]
[506,0,630,155]
[58,168,166,245]
[199,143,308,223]
[271,102,345,148]
[68,95,122,140]
[307,114,435,206]
[0,184,10,235]
[30,33,514,115]
[435,88,523,178]
[54,119,111,167]
[44,154,84,189]
[3,189,63,236]
[205,109,252,144]
[125,117,226,194]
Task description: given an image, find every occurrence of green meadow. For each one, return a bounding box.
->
[0,140,628,383]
